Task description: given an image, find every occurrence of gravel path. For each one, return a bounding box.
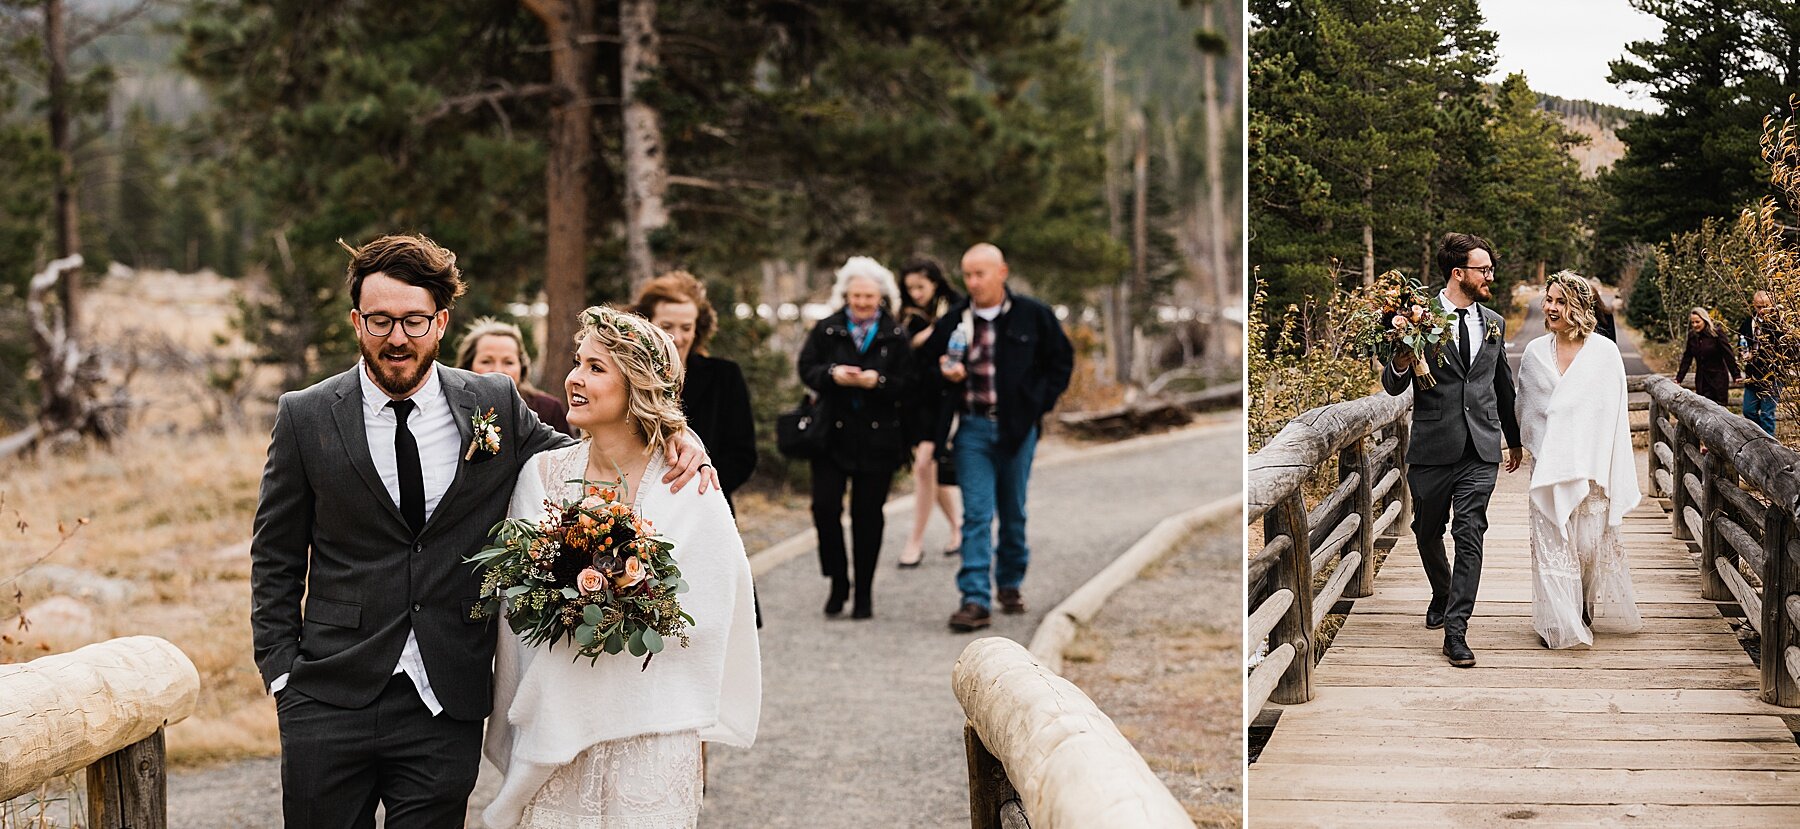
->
[700,423,1241,828]
[164,423,1240,828]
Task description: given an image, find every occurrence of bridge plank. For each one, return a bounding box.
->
[1250,449,1800,825]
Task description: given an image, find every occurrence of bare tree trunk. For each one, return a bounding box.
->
[1199,0,1231,363]
[620,0,668,291]
[525,0,598,391]
[1130,110,1149,386]
[1100,52,1125,385]
[46,0,82,328]
[1360,169,1375,287]
[24,255,121,453]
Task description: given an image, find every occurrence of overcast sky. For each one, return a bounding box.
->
[1479,0,1665,112]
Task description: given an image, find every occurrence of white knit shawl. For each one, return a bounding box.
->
[1517,333,1642,538]
[483,444,761,772]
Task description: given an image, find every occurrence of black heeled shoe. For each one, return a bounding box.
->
[824,579,849,617]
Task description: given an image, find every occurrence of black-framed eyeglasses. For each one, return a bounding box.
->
[1458,265,1496,276]
[361,313,436,338]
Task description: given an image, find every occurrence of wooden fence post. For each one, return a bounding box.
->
[1762,506,1800,707]
[1392,419,1412,533]
[1271,490,1315,704]
[1342,434,1375,599]
[1670,419,1695,541]
[964,722,1020,829]
[1647,397,1664,498]
[1700,450,1731,602]
[87,729,167,829]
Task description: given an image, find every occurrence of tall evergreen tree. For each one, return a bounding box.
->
[1601,0,1796,251]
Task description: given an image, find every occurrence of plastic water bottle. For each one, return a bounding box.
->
[945,327,968,368]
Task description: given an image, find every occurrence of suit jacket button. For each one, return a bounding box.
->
[412,603,421,612]
[414,543,423,553]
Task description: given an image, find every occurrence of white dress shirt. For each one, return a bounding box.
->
[271,362,462,716]
[1440,289,1483,363]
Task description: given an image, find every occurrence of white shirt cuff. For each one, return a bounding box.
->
[269,673,288,695]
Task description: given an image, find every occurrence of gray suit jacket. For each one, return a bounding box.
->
[1382,303,1522,466]
[250,365,574,721]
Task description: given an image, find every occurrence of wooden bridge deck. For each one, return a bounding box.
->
[1250,456,1800,826]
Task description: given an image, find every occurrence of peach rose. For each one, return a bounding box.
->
[614,556,648,589]
[577,567,605,595]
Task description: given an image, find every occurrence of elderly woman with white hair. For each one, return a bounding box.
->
[796,256,914,619]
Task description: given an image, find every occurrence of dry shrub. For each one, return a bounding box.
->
[1247,275,1378,453]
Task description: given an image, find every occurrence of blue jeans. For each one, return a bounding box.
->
[953,417,1038,609]
[1744,384,1779,435]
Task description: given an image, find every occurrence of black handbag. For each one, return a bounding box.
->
[776,394,829,459]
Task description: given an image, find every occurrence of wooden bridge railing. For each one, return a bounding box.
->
[952,637,1196,829]
[1246,389,1413,717]
[0,636,200,827]
[1643,373,1800,706]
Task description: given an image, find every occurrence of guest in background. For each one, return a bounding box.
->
[454,318,576,436]
[797,257,913,619]
[895,257,963,568]
[1588,278,1617,342]
[1739,290,1784,436]
[633,270,757,507]
[1676,307,1740,406]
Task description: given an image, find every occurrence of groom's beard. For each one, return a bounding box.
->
[362,338,439,397]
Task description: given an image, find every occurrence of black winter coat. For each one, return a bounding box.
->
[917,289,1075,454]
[681,353,757,500]
[797,309,915,471]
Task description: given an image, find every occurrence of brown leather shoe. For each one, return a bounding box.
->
[997,588,1026,614]
[948,602,991,632]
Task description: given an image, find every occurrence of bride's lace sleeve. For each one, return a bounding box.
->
[507,452,552,523]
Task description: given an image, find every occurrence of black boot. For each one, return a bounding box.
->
[1443,633,1476,668]
[824,577,849,617]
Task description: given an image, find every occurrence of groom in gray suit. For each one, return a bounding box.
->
[251,235,711,827]
[1384,233,1522,669]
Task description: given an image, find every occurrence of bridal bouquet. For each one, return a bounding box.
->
[468,480,692,668]
[1353,270,1459,389]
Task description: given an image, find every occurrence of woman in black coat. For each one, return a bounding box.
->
[1676,306,1741,405]
[798,256,914,619]
[632,270,757,506]
[895,258,963,567]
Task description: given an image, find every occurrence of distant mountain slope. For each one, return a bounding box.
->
[1537,92,1639,178]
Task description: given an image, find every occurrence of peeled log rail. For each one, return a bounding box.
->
[1248,388,1412,523]
[1310,551,1363,631]
[953,637,1196,829]
[1245,642,1296,725]
[1247,534,1289,589]
[1644,375,1800,514]
[1717,515,1767,574]
[1247,589,1295,648]
[0,636,199,802]
[1716,556,1764,633]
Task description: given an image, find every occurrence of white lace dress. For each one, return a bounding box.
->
[484,444,761,829]
[1516,334,1644,650]
[1527,483,1643,648]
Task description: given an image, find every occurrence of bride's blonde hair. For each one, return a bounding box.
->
[1546,270,1597,339]
[575,306,688,459]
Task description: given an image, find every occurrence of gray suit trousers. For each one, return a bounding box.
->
[1407,445,1498,636]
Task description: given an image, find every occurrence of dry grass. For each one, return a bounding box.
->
[2,426,276,766]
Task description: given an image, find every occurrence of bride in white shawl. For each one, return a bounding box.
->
[1516,271,1643,649]
[483,306,760,828]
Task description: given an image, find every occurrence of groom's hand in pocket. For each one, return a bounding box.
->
[1504,447,1523,473]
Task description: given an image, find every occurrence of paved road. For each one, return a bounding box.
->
[701,423,1241,828]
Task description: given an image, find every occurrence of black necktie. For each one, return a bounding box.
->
[388,399,425,535]
[1456,308,1471,368]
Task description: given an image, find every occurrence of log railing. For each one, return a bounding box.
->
[1246,389,1413,717]
[1643,374,1800,706]
[952,637,1196,829]
[0,636,200,826]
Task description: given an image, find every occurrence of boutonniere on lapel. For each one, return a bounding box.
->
[466,407,501,461]
[1485,318,1502,344]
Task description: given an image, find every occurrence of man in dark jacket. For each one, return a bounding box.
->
[919,243,1074,632]
[1740,290,1784,436]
